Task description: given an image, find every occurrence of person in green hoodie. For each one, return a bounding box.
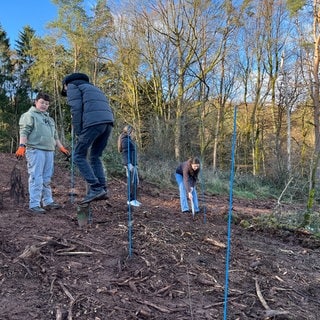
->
[15,92,70,213]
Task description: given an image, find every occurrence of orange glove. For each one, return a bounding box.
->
[15,144,26,160]
[59,146,70,157]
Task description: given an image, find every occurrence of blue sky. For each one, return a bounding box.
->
[0,0,58,47]
[0,1,120,48]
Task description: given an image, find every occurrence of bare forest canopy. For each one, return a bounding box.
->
[0,0,319,194]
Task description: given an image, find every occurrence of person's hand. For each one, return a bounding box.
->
[60,146,70,158]
[15,144,26,160]
[128,163,134,172]
[188,192,193,200]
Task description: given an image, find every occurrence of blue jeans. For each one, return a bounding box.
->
[175,173,199,212]
[73,123,113,189]
[26,148,55,208]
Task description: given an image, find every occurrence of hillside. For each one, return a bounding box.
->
[0,152,319,320]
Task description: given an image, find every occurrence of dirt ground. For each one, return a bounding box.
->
[0,152,319,320]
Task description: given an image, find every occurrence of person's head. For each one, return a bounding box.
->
[123,125,134,136]
[118,125,134,152]
[61,72,90,96]
[189,157,200,171]
[34,92,50,112]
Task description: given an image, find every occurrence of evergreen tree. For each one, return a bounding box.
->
[14,25,36,97]
[0,25,15,151]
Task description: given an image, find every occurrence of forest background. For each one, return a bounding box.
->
[0,0,320,232]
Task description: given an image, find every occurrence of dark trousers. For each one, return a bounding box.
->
[74,123,113,189]
[126,166,138,201]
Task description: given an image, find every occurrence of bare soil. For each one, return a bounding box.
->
[0,152,319,320]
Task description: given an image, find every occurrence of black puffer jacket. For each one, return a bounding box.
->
[66,79,114,136]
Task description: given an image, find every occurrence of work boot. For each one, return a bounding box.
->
[43,202,62,210]
[79,187,106,205]
[29,206,46,214]
[96,188,108,200]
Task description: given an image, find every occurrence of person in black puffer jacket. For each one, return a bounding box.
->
[61,73,114,204]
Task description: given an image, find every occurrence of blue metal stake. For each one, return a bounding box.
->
[127,130,133,257]
[223,106,238,320]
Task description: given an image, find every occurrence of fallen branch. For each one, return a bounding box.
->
[203,296,241,309]
[255,279,270,310]
[203,237,226,248]
[56,305,63,320]
[55,251,93,256]
[196,272,218,286]
[140,256,151,267]
[33,235,108,255]
[136,305,152,318]
[255,278,289,319]
[263,309,290,318]
[57,281,76,320]
[276,176,293,206]
[16,261,33,276]
[13,242,47,262]
[58,280,75,302]
[69,239,108,254]
[136,299,171,313]
[155,284,173,295]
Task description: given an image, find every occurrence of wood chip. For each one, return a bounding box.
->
[203,237,226,248]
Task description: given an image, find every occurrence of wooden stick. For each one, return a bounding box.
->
[255,278,289,318]
[56,306,63,320]
[58,280,75,302]
[55,251,93,256]
[255,279,270,310]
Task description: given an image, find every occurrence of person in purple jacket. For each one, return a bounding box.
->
[61,73,114,204]
[175,157,200,213]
